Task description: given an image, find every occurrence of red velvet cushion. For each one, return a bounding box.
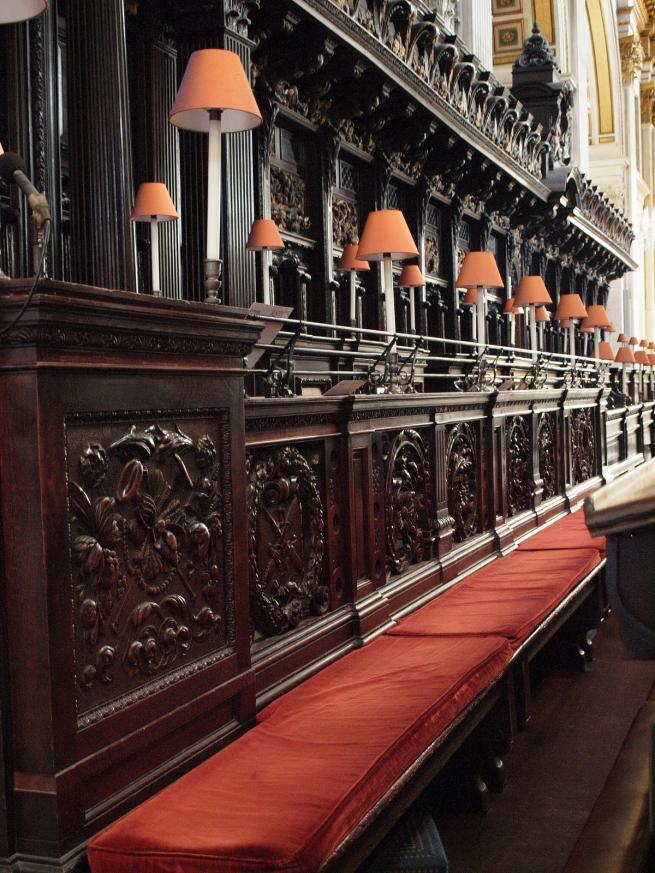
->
[388,548,601,647]
[517,509,606,554]
[88,634,511,873]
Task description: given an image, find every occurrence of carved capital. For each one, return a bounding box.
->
[641,81,655,124]
[620,35,644,83]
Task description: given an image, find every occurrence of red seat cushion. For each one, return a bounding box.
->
[388,549,601,647]
[88,634,511,873]
[517,509,606,554]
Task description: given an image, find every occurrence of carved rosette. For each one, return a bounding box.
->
[383,430,433,574]
[570,408,596,485]
[67,417,231,717]
[506,416,533,516]
[537,413,557,499]
[446,423,478,543]
[247,446,327,638]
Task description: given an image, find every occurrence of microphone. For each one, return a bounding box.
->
[0,152,51,228]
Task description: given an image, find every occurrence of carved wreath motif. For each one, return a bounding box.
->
[506,416,533,516]
[247,446,327,638]
[537,413,557,499]
[384,430,433,574]
[69,422,228,711]
[570,408,596,485]
[446,423,478,542]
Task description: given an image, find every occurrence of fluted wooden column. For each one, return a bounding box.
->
[173,1,257,305]
[66,0,136,291]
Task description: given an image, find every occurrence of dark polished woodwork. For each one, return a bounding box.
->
[0,280,261,869]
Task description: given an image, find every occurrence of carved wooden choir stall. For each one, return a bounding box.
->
[0,0,649,871]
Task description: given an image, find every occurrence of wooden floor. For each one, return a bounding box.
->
[433,616,655,873]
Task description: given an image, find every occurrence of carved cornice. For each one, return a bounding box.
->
[0,323,251,358]
[256,0,552,190]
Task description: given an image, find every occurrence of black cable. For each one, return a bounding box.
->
[0,217,51,337]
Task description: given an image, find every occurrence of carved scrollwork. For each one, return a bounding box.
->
[570,407,596,485]
[68,418,230,715]
[383,429,433,574]
[446,423,478,542]
[247,446,327,638]
[537,413,557,499]
[506,415,533,516]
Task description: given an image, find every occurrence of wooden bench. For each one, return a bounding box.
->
[87,508,606,873]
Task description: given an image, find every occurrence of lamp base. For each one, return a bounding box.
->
[204,259,223,303]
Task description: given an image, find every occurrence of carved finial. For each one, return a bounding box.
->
[513,20,559,71]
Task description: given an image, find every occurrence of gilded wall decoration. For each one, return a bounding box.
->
[446,423,479,542]
[383,429,433,574]
[270,166,312,235]
[247,446,327,638]
[537,412,557,499]
[506,415,533,515]
[67,415,231,717]
[570,408,596,485]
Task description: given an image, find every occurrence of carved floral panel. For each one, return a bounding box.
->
[67,412,232,723]
[247,445,328,640]
[506,415,533,516]
[383,429,434,574]
[538,412,557,499]
[570,408,596,485]
[446,423,479,542]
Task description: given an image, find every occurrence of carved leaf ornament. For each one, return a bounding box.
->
[538,413,557,498]
[247,446,327,638]
[384,429,432,573]
[446,423,478,542]
[571,408,595,485]
[69,423,227,708]
[506,415,533,515]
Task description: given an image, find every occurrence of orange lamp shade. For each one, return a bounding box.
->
[337,244,369,272]
[635,350,651,365]
[583,304,611,328]
[170,49,263,133]
[598,341,615,361]
[615,346,635,363]
[649,354,655,365]
[559,318,570,328]
[579,322,594,333]
[455,251,504,289]
[515,276,552,306]
[555,294,587,321]
[502,297,517,314]
[629,336,639,346]
[535,305,551,322]
[399,264,425,287]
[641,339,649,348]
[246,219,284,251]
[130,183,178,222]
[357,210,419,261]
[0,0,47,23]
[617,333,628,343]
[461,288,478,306]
